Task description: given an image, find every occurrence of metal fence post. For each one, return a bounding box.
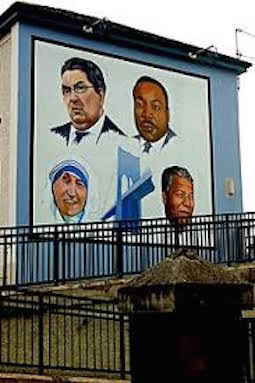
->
[164,223,168,260]
[2,236,8,287]
[61,231,66,284]
[116,224,123,277]
[53,227,59,285]
[119,313,126,379]
[225,215,231,266]
[38,295,44,375]
[174,219,180,251]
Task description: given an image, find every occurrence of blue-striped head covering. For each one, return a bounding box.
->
[49,160,89,189]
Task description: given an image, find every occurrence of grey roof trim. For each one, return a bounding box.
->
[0,2,251,75]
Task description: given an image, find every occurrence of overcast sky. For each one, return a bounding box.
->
[1,0,255,212]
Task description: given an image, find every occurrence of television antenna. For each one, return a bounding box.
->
[235,28,255,60]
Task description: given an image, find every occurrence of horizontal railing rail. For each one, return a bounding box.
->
[1,212,255,287]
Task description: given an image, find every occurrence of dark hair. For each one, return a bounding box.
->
[133,76,169,110]
[162,166,193,192]
[61,57,106,94]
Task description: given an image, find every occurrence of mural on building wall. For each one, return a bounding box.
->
[33,39,213,224]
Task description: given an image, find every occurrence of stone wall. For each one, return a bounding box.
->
[0,373,128,383]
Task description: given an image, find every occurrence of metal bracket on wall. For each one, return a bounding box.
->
[188,45,218,60]
[82,17,112,35]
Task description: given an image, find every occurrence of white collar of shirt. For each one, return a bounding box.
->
[69,113,105,145]
[140,133,167,154]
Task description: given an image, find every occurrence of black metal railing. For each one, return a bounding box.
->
[1,290,255,382]
[1,212,255,287]
[0,291,129,378]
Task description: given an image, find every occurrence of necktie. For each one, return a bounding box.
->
[143,141,152,153]
[75,131,90,144]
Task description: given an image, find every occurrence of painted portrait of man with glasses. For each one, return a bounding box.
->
[51,57,125,145]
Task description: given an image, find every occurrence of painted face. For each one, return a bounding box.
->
[133,81,169,142]
[162,175,194,221]
[62,69,104,131]
[53,172,87,218]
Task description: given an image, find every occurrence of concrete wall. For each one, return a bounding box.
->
[0,34,11,226]
[0,25,18,227]
[0,373,127,382]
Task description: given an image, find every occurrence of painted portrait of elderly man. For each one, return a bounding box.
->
[161,165,194,223]
[51,57,125,145]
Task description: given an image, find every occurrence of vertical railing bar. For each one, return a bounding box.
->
[24,297,27,364]
[53,226,59,285]
[116,223,123,277]
[106,227,110,276]
[85,302,88,368]
[41,232,44,283]
[7,296,11,363]
[79,231,82,280]
[73,231,76,280]
[119,312,126,379]
[3,236,8,287]
[60,231,64,284]
[30,296,34,366]
[63,296,67,368]
[48,294,51,368]
[77,299,82,369]
[9,233,12,286]
[224,214,229,266]
[101,229,105,277]
[95,228,98,278]
[56,295,59,367]
[107,303,110,370]
[14,230,18,286]
[70,297,74,368]
[93,300,96,370]
[91,227,94,278]
[35,236,39,284]
[38,294,44,374]
[99,303,103,369]
[47,229,50,283]
[15,296,19,363]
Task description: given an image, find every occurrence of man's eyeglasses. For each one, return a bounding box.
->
[62,83,94,97]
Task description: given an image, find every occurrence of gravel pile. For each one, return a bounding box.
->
[127,249,249,288]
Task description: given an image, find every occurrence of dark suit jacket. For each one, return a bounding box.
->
[51,115,126,145]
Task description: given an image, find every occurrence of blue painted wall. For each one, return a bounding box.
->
[16,23,242,224]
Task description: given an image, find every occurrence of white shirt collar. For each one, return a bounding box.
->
[69,113,105,144]
[139,133,167,154]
